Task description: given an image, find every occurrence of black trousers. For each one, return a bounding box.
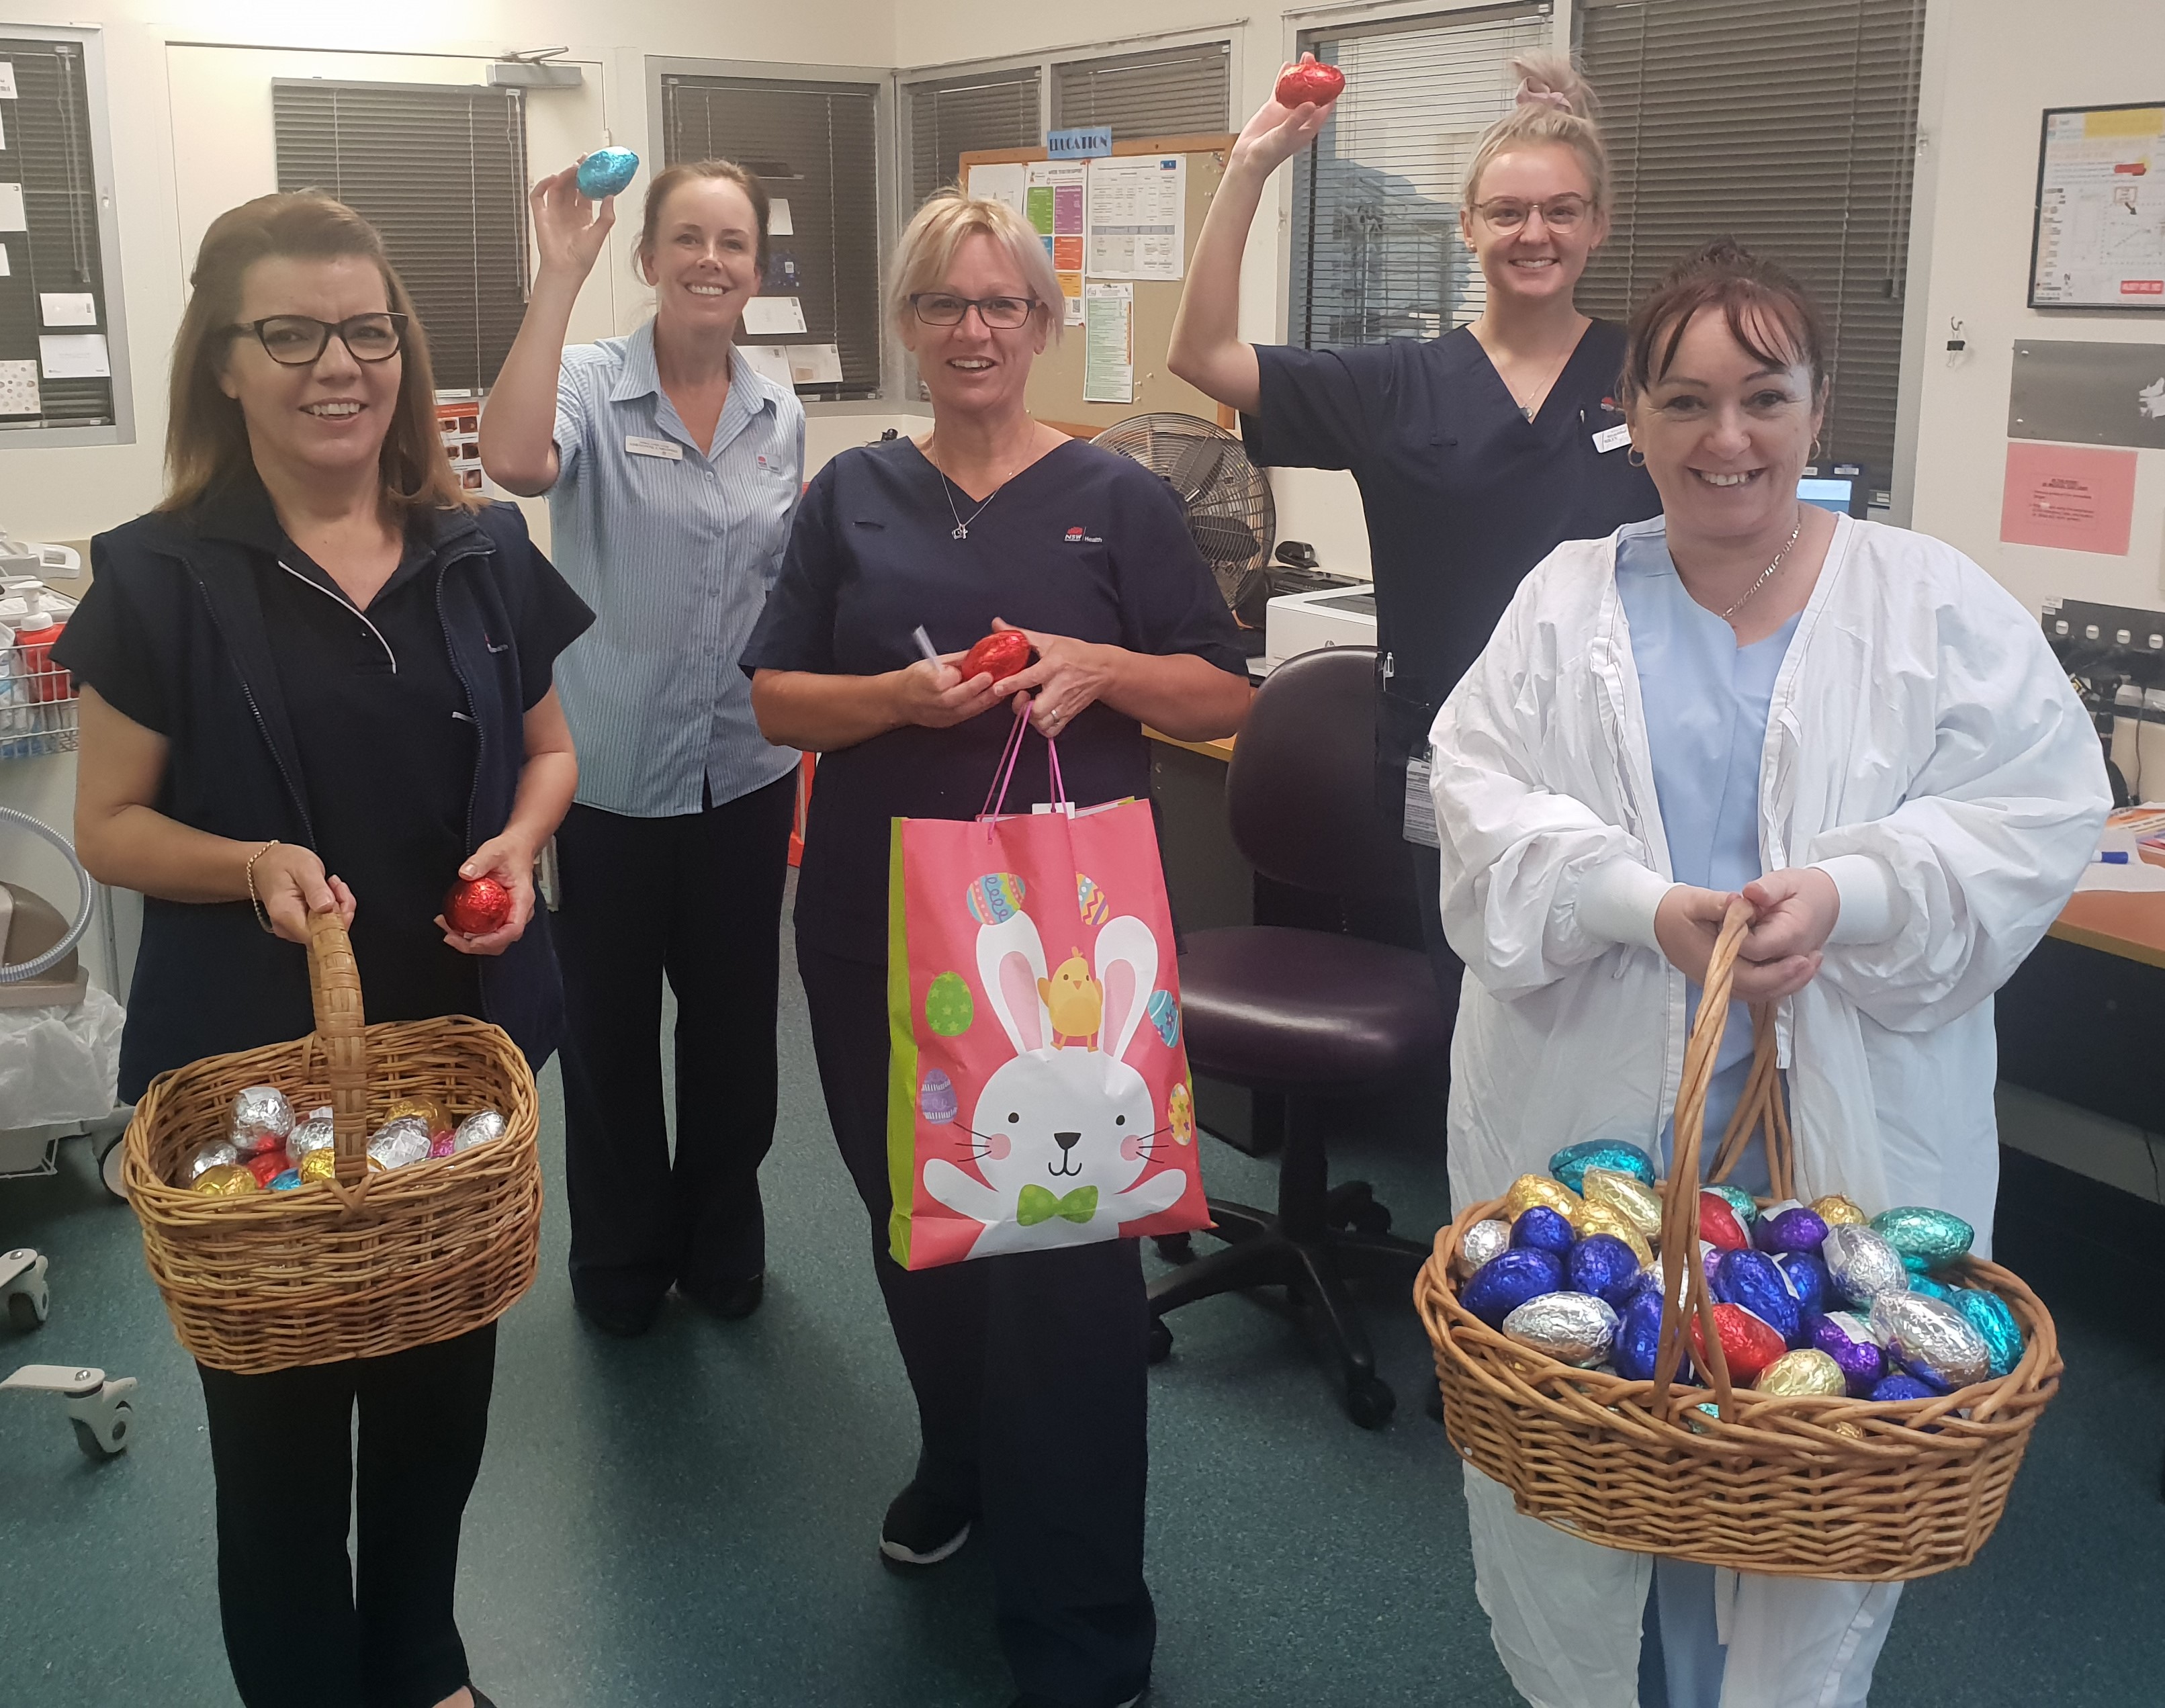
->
[797,942,1156,1708]
[1410,841,1466,1035]
[195,1324,498,1708]
[554,771,797,1311]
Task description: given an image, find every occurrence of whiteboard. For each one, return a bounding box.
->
[2029,103,2165,310]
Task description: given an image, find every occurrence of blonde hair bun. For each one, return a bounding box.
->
[1460,50,1609,210]
[1509,50,1599,122]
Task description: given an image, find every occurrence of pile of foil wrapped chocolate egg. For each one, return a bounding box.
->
[178,1085,506,1196]
[1453,1138,2025,1401]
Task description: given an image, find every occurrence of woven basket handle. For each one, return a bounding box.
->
[1648,896,1796,1421]
[305,910,371,1199]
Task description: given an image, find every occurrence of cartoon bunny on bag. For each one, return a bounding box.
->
[885,729,1207,1270]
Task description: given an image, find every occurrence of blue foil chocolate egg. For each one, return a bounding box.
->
[1511,1205,1577,1259]
[1462,1249,1565,1329]
[1757,1206,1830,1258]
[1714,1249,1800,1347]
[576,146,640,200]
[1812,1311,1888,1396]
[1613,1291,1666,1382]
[1501,1292,1619,1367]
[268,1168,303,1192]
[1868,1373,1937,1403]
[1870,1206,1974,1273]
[1568,1233,1644,1306]
[1776,1250,1829,1320]
[1548,1137,1657,1193]
[1705,1183,1759,1227]
[1953,1288,2025,1378]
[1869,1290,1992,1393]
[1821,1224,1910,1308]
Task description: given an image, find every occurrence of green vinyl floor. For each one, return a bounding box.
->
[3,923,2164,1707]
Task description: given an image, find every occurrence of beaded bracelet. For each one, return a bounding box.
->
[245,840,280,935]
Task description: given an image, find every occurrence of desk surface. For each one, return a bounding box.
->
[1144,727,1235,763]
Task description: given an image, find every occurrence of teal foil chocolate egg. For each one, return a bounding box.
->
[1568,1233,1643,1306]
[576,146,640,199]
[1511,1205,1577,1259]
[1953,1288,2025,1378]
[1501,1292,1618,1368]
[1871,1206,1974,1273]
[1548,1137,1656,1193]
[1869,1291,1991,1393]
[1462,1249,1564,1329]
[1906,1273,1957,1303]
[1706,1183,1759,1226]
[1822,1224,1909,1308]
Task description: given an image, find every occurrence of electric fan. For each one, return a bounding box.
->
[1090,414,1276,624]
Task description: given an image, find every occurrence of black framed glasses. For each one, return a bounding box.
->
[231,312,409,366]
[908,292,1040,329]
[1471,196,1591,234]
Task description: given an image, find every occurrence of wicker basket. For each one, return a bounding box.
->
[122,911,542,1374]
[1417,900,2061,1580]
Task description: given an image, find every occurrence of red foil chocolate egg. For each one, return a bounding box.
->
[1697,1189,1751,1253]
[1275,60,1345,109]
[443,874,513,935]
[961,630,1033,683]
[1687,1300,1789,1385]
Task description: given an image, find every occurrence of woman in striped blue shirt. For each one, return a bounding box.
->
[481,158,803,1337]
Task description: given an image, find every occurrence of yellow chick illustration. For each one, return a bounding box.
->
[1040,948,1104,1050]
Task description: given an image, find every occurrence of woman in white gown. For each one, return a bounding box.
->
[1427,240,2109,1707]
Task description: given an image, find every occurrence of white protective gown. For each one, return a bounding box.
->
[1427,515,2110,1707]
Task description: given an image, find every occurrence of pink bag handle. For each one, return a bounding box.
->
[978,703,1068,827]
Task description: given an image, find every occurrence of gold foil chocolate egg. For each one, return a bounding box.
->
[1810,1194,1867,1228]
[1571,1202,1654,1269]
[1755,1349,1847,1398]
[1502,1174,1581,1220]
[298,1149,340,1183]
[1454,1218,1511,1278]
[385,1095,449,1132]
[1581,1167,1663,1241]
[191,1163,259,1196]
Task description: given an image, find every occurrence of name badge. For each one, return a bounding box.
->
[625,435,684,461]
[1592,423,1632,455]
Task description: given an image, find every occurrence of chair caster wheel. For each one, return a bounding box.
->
[1151,1234,1196,1265]
[1343,1376,1395,1429]
[1146,1318,1173,1365]
[73,1401,131,1459]
[1325,1180,1376,1230]
[1349,1202,1393,1236]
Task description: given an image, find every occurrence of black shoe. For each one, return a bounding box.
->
[680,1271,765,1321]
[573,1292,662,1338]
[879,1480,973,1569]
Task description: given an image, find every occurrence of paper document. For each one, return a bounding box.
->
[1028,161,1088,324]
[2075,824,2165,892]
[40,293,97,328]
[0,62,16,100]
[0,185,24,234]
[965,163,1027,218]
[767,197,794,236]
[39,334,112,379]
[786,343,844,387]
[736,345,797,391]
[0,243,9,277]
[1083,282,1134,404]
[741,296,809,336]
[1086,155,1185,281]
[0,359,39,417]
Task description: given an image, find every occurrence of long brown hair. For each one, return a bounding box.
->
[636,159,771,280]
[1620,239,1830,405]
[161,192,471,516]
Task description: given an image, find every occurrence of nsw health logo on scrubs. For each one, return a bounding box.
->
[1063,525,1102,544]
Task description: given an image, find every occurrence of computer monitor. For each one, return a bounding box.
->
[1798,475,1857,515]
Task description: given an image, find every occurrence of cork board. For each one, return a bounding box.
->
[959,134,1239,437]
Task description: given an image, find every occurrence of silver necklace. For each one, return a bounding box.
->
[1720,514,1804,623]
[928,441,1010,540]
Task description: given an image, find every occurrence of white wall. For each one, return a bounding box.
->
[1900,0,2164,616]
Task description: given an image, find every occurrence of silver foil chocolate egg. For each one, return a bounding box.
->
[1870,1206,1974,1273]
[1454,1218,1511,1278]
[1869,1290,1991,1393]
[229,1085,294,1155]
[285,1114,335,1167]
[186,1138,240,1180]
[1501,1292,1619,1368]
[451,1108,506,1153]
[1822,1224,1910,1308]
[366,1116,432,1171]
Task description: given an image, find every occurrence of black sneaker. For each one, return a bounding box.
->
[879,1480,973,1569]
[573,1292,661,1338]
[680,1271,765,1321]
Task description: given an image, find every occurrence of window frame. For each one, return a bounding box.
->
[646,54,897,410]
[0,22,134,449]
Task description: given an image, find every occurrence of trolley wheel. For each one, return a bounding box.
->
[1343,1376,1395,1431]
[1146,1318,1174,1365]
[1151,1233,1196,1265]
[7,1288,46,1334]
[97,1132,128,1203]
[73,1401,131,1459]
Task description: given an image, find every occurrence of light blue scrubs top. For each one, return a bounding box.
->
[1618,516,1800,1706]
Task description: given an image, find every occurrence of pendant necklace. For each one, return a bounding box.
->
[1720,514,1804,623]
[928,439,1010,540]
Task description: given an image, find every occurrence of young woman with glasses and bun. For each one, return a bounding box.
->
[742,189,1250,1708]
[1167,50,1659,1014]
[480,157,806,1339]
[54,191,593,1708]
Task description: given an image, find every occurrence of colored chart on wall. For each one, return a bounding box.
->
[2030,103,2165,310]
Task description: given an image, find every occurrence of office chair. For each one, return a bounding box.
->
[1149,645,1450,1427]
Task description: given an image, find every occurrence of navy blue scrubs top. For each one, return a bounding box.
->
[742,436,1247,964]
[1243,320,1659,772]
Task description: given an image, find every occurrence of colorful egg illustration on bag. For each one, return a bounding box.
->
[965,872,1026,925]
[1167,1081,1194,1146]
[920,1069,958,1125]
[925,971,974,1036]
[1147,989,1180,1048]
[1075,872,1110,926]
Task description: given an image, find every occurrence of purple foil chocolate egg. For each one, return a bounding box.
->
[1812,1310,1888,1396]
[1568,1233,1644,1306]
[1757,1206,1830,1257]
[1461,1249,1565,1329]
[1511,1205,1577,1259]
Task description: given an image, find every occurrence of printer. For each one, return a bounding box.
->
[1260,583,1377,676]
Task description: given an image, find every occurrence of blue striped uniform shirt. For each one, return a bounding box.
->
[547,318,803,817]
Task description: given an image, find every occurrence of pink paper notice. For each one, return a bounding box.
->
[2000,441,2137,555]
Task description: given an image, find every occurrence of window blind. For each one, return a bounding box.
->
[1289,7,1551,350]
[1578,0,1927,476]
[273,81,528,396]
[907,66,1041,206]
[663,76,883,400]
[0,37,115,431]
[1051,42,1231,140]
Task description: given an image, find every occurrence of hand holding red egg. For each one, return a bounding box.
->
[961,629,1034,684]
[443,874,514,936]
[1274,56,1345,112]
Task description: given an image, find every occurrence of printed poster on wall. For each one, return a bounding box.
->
[1083,282,1135,404]
[2030,104,2165,310]
[1085,156,1185,282]
[1026,161,1086,326]
[1999,441,2137,555]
